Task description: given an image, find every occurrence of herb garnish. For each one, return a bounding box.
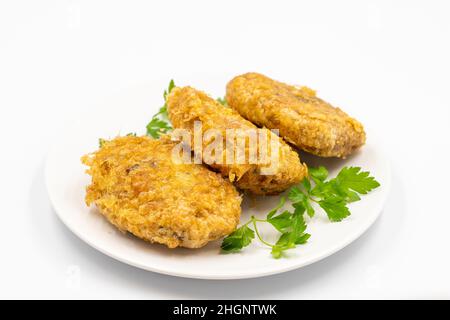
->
[216,97,227,106]
[146,80,174,138]
[221,166,380,258]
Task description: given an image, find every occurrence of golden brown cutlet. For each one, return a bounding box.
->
[226,72,366,158]
[82,135,241,249]
[167,86,308,195]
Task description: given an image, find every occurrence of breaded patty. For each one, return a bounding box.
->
[81,135,241,249]
[226,73,366,158]
[167,86,308,195]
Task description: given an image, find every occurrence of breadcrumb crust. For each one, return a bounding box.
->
[167,86,308,195]
[226,73,366,158]
[81,135,241,249]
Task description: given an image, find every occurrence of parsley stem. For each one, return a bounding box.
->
[240,217,266,226]
[251,216,274,248]
[240,219,253,228]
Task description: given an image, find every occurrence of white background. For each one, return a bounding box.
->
[1,0,449,299]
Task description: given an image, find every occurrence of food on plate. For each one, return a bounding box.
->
[81,135,242,249]
[78,77,381,259]
[226,72,366,158]
[166,86,308,195]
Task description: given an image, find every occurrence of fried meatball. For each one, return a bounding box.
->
[81,135,241,249]
[167,86,308,195]
[226,72,366,158]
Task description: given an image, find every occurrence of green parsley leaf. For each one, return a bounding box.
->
[289,187,315,217]
[146,117,172,139]
[267,211,292,233]
[270,206,310,258]
[216,97,227,106]
[294,200,315,218]
[335,166,381,195]
[270,234,311,258]
[99,138,107,148]
[290,205,307,240]
[221,225,255,252]
[271,233,293,258]
[288,187,306,203]
[342,189,361,202]
[309,166,328,182]
[163,79,175,100]
[307,166,380,221]
[318,196,351,222]
[266,196,286,219]
[155,105,167,117]
[146,80,175,139]
[310,178,341,199]
[302,178,311,192]
[168,79,175,92]
[295,233,311,245]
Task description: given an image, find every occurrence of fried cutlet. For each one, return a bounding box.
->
[81,135,241,249]
[226,72,366,158]
[167,86,308,195]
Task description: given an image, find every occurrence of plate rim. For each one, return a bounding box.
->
[45,138,391,280]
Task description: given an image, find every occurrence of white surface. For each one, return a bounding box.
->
[0,0,449,298]
[45,91,390,279]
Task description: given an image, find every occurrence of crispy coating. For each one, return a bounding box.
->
[81,135,241,249]
[226,73,366,158]
[167,86,308,195]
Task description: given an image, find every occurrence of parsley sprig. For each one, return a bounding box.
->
[146,80,175,138]
[290,166,380,222]
[98,80,174,146]
[221,196,310,259]
[221,166,380,258]
[147,84,225,138]
[216,96,227,106]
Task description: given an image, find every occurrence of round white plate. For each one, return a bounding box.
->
[45,81,390,280]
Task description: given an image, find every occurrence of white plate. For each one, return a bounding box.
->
[45,82,391,280]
